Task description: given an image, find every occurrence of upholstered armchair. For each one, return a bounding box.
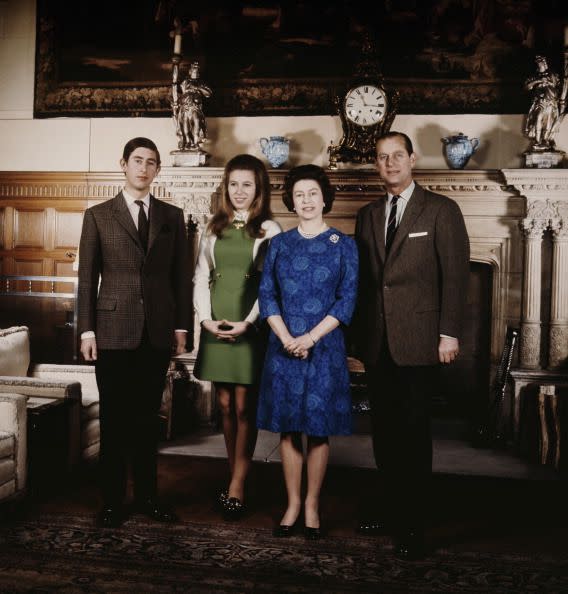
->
[0,326,174,464]
[0,326,90,466]
[0,392,27,501]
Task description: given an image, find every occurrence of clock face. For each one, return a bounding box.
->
[344,85,387,127]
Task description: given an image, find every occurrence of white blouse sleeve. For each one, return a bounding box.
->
[192,232,214,323]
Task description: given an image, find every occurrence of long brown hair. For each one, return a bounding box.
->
[208,154,273,239]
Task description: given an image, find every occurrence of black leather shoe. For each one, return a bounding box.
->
[273,523,297,537]
[394,529,425,561]
[223,496,245,521]
[304,525,322,540]
[216,489,229,510]
[96,505,127,528]
[357,518,388,535]
[133,499,179,523]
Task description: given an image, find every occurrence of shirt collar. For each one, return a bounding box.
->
[123,188,150,208]
[388,181,415,204]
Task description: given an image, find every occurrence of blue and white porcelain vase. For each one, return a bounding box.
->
[259,136,289,168]
[441,132,479,169]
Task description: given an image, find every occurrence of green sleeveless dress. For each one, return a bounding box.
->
[194,226,262,385]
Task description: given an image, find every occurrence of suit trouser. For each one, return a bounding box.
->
[95,333,171,505]
[366,345,438,528]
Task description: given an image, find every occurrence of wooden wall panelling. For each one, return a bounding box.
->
[13,208,46,249]
[54,209,83,251]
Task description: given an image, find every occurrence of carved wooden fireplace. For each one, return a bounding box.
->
[0,168,567,439]
[164,167,568,436]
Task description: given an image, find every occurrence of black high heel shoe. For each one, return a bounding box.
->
[273,522,298,537]
[304,525,322,540]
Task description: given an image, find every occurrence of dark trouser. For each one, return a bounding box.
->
[95,334,170,506]
[366,345,437,530]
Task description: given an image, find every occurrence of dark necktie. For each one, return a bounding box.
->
[385,194,400,255]
[135,200,149,251]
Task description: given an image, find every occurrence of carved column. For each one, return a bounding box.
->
[520,216,547,369]
[502,170,568,370]
[549,217,568,368]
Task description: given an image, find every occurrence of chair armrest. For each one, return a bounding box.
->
[29,364,98,394]
[0,393,27,490]
[0,392,27,430]
[0,376,81,402]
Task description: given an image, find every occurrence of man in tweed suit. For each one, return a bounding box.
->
[78,137,190,528]
[354,132,469,559]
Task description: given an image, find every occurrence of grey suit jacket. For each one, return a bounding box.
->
[354,182,470,367]
[78,192,190,350]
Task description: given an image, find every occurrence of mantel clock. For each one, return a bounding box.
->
[329,39,399,168]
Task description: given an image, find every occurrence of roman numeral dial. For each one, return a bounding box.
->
[344,85,387,127]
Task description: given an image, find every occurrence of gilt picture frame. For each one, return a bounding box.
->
[34,0,563,118]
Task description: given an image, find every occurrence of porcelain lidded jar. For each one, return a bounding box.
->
[259,136,290,168]
[441,132,479,169]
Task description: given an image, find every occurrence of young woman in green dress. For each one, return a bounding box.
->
[193,154,281,518]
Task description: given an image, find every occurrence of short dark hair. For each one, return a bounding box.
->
[122,137,161,166]
[376,131,414,156]
[282,164,335,214]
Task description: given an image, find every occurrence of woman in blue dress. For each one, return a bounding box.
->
[257,165,358,538]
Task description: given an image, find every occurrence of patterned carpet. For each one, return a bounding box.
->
[0,512,567,593]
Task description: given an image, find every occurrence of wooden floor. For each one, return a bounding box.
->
[23,454,568,558]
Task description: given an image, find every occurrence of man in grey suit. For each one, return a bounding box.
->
[354,132,470,559]
[78,137,190,528]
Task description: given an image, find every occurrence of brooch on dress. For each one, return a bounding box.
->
[329,234,339,243]
[232,211,247,230]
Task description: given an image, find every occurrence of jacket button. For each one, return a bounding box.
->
[140,298,144,304]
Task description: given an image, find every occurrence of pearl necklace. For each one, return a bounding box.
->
[297,224,328,239]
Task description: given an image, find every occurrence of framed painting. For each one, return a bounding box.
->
[34,0,566,118]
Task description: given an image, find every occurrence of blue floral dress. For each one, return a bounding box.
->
[257,227,358,436]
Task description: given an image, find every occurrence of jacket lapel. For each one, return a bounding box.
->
[387,183,426,260]
[371,196,387,265]
[112,192,141,248]
[148,195,166,253]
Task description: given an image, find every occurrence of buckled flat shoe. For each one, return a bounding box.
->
[96,505,127,528]
[133,499,179,523]
[273,523,297,537]
[357,518,388,535]
[223,496,245,521]
[216,489,229,510]
[394,529,425,561]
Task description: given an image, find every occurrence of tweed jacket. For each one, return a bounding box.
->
[193,219,281,324]
[78,192,190,350]
[354,182,470,367]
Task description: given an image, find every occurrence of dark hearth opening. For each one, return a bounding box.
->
[351,262,493,435]
[435,261,492,421]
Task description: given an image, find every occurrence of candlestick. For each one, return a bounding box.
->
[174,33,182,55]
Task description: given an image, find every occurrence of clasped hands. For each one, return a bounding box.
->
[282,334,314,360]
[202,319,251,342]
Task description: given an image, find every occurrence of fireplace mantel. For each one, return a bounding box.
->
[1,167,567,370]
[1,168,567,424]
[152,167,566,373]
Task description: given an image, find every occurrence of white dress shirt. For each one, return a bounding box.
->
[384,181,415,240]
[122,188,150,228]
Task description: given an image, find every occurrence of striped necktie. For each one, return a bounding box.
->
[385,194,400,255]
[135,200,149,252]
